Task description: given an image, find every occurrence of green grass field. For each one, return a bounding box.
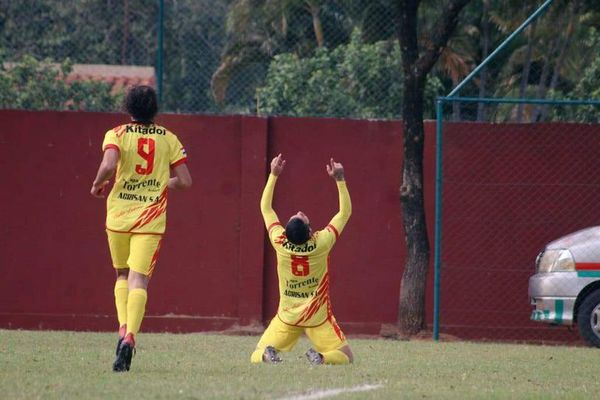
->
[1,329,598,399]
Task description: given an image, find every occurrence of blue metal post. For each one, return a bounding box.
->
[438,97,600,107]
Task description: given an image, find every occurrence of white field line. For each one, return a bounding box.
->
[278,383,384,400]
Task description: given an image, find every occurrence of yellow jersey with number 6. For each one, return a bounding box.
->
[102,122,187,234]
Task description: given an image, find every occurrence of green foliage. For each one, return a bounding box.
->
[160,0,228,113]
[539,31,600,123]
[0,55,121,111]
[257,30,443,119]
[0,0,224,113]
[569,53,600,122]
[0,0,156,65]
[2,1,599,117]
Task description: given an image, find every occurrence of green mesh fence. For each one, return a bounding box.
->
[433,0,600,345]
[3,1,598,119]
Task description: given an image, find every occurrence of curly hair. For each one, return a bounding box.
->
[124,85,158,124]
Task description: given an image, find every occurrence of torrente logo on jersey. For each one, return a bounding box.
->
[283,276,319,299]
[122,178,161,191]
[117,178,163,203]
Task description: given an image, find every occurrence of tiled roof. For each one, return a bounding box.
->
[66,64,155,93]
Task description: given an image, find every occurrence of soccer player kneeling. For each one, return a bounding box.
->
[90,85,192,372]
[251,154,353,365]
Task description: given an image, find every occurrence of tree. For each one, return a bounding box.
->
[0,0,228,113]
[395,0,471,336]
[212,0,367,110]
[161,0,229,112]
[256,29,443,119]
[0,55,120,111]
[489,0,599,122]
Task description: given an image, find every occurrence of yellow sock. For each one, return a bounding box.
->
[322,349,350,365]
[114,279,129,327]
[126,288,147,336]
[250,348,264,363]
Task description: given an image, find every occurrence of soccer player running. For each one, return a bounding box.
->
[251,154,354,365]
[90,85,192,372]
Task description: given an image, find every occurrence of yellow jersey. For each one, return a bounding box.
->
[261,174,351,327]
[102,122,187,234]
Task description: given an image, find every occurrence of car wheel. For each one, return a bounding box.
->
[577,289,600,347]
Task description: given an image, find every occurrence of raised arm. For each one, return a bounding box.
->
[260,154,286,229]
[326,158,351,236]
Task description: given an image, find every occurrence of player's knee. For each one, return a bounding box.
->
[340,345,354,363]
[128,270,150,289]
[250,348,264,363]
[115,268,129,280]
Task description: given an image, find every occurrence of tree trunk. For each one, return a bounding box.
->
[399,73,430,335]
[306,1,324,47]
[540,2,577,121]
[531,19,563,122]
[516,23,536,123]
[395,0,471,336]
[530,49,552,122]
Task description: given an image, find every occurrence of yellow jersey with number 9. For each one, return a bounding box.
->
[102,122,187,234]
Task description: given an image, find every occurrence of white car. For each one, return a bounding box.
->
[529,226,600,347]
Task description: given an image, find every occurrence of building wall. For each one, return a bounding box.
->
[0,110,592,344]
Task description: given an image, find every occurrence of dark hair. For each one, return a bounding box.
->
[285,217,310,245]
[124,85,158,123]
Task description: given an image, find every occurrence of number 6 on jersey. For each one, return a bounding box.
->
[291,255,310,276]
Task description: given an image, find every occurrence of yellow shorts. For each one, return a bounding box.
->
[106,230,163,277]
[254,314,348,354]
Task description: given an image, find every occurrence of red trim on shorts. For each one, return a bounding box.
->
[327,224,340,240]
[147,237,163,278]
[103,144,120,153]
[170,157,187,168]
[105,226,164,235]
[276,314,328,328]
[328,314,345,341]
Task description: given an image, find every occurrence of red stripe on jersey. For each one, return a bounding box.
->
[113,125,127,138]
[327,224,340,240]
[129,189,168,231]
[268,222,283,233]
[170,158,187,168]
[295,273,330,324]
[103,144,120,153]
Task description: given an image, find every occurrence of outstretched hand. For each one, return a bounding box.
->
[271,154,286,176]
[326,158,344,181]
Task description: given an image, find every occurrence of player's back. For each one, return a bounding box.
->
[102,122,187,234]
[273,227,337,326]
